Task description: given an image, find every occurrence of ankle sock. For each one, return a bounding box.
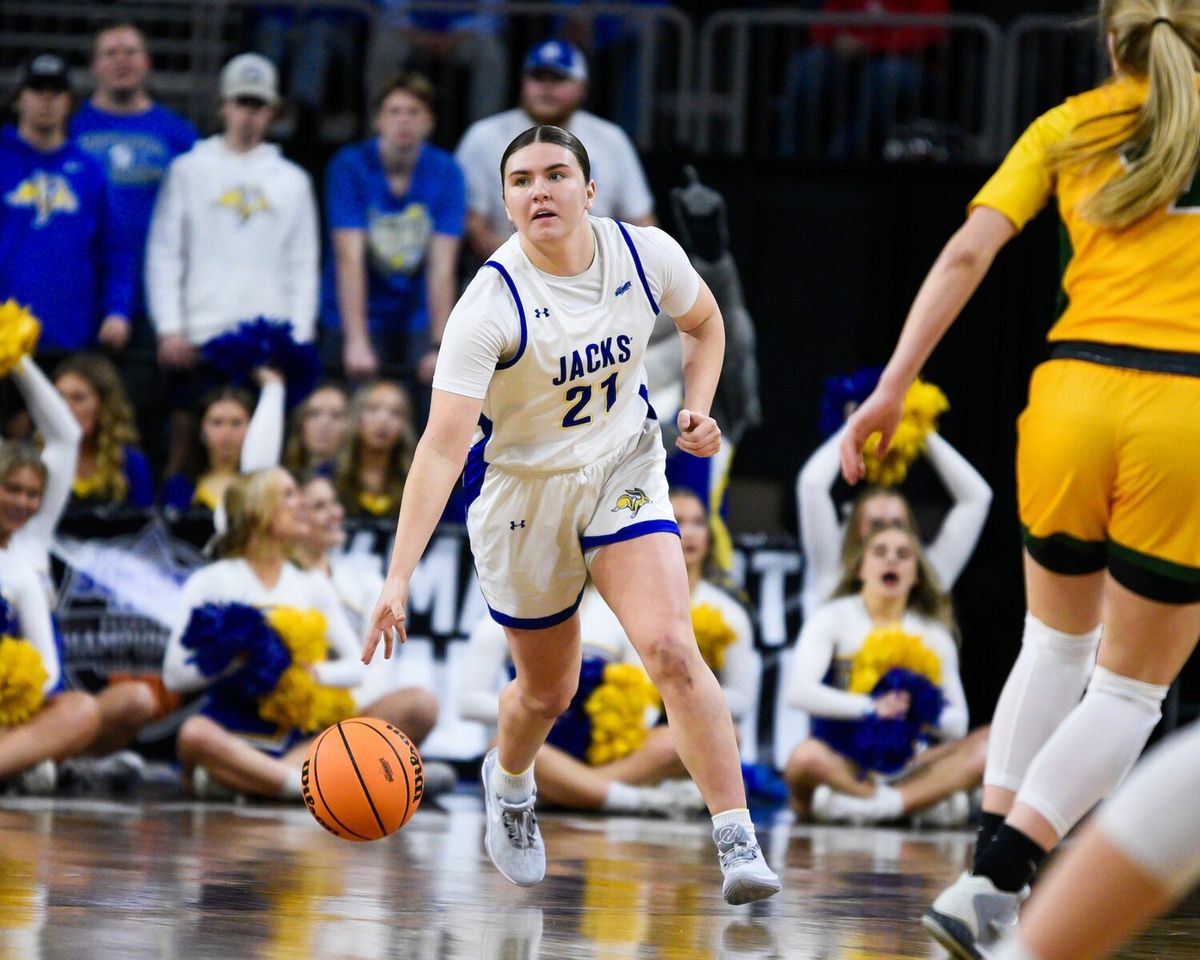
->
[973,811,1006,871]
[494,760,535,804]
[712,807,754,835]
[973,823,1047,892]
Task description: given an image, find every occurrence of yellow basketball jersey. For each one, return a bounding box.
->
[972,76,1200,354]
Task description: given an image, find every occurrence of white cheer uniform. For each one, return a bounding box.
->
[434,217,700,627]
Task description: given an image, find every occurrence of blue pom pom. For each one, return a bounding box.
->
[201,317,321,407]
[182,602,290,697]
[818,366,883,436]
[0,594,18,637]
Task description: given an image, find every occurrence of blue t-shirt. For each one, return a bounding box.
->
[71,102,198,318]
[0,126,133,350]
[320,139,465,335]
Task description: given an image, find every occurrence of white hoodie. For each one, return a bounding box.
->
[146,135,319,344]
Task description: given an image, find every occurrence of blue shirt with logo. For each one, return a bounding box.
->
[71,102,198,318]
[0,125,133,350]
[321,139,466,336]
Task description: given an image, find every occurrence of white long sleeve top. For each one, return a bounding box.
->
[786,594,968,740]
[6,358,82,597]
[0,552,61,693]
[146,136,319,345]
[162,558,365,694]
[796,426,992,618]
[456,583,759,725]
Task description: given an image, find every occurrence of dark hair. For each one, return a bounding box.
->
[183,385,255,482]
[334,379,415,518]
[372,70,435,115]
[283,380,349,475]
[92,21,149,56]
[500,125,591,186]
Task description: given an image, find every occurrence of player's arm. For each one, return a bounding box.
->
[673,277,725,457]
[464,211,507,260]
[363,388,483,661]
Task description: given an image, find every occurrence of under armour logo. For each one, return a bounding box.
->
[534,307,550,319]
[510,520,526,530]
[615,280,632,297]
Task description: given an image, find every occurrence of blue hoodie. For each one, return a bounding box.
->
[0,125,134,350]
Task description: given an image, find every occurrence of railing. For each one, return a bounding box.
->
[697,9,1005,162]
[0,6,1130,162]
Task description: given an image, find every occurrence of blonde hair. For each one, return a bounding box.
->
[334,380,415,517]
[1056,0,1200,227]
[840,487,920,572]
[0,441,47,491]
[832,526,957,636]
[53,353,140,503]
[214,467,291,559]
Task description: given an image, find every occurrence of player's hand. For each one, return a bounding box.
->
[253,366,284,387]
[363,576,410,664]
[675,408,721,458]
[344,336,379,381]
[839,383,907,485]
[98,314,132,350]
[157,334,196,369]
[417,347,438,385]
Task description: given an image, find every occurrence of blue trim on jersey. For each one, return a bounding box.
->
[484,261,528,370]
[614,220,660,316]
[580,519,680,552]
[488,586,585,630]
[638,382,658,420]
[463,414,494,512]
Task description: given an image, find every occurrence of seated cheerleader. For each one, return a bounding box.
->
[457,584,707,817]
[162,467,366,800]
[784,525,988,825]
[0,441,101,792]
[334,379,414,519]
[52,353,154,511]
[159,371,286,518]
[294,472,438,743]
[282,382,349,479]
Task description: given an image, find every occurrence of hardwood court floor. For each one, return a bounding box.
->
[0,794,1196,959]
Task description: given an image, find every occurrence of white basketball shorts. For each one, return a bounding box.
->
[466,418,679,628]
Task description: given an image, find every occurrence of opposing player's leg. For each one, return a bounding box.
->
[991,719,1200,960]
[591,532,780,904]
[480,615,582,887]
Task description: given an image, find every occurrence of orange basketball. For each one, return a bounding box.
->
[301,718,424,841]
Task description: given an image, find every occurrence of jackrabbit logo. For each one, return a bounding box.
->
[611,488,649,517]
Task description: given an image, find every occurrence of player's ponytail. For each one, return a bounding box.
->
[1063,0,1200,228]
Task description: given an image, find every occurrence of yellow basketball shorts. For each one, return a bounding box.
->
[1017,357,1200,603]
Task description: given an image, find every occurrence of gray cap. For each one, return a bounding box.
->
[219,53,279,103]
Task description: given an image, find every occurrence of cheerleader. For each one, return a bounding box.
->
[333,379,415,519]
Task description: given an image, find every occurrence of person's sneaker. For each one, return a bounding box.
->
[923,872,1029,959]
[714,822,782,905]
[912,790,971,829]
[421,760,457,799]
[810,784,880,825]
[642,778,707,818]
[60,751,147,794]
[10,759,56,796]
[481,748,545,886]
[190,765,244,803]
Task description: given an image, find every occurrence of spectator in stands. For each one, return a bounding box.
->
[0,443,101,795]
[320,72,465,390]
[146,53,318,476]
[71,22,198,471]
[784,525,987,825]
[282,382,349,478]
[457,583,707,816]
[160,371,285,515]
[777,0,949,160]
[52,352,154,510]
[454,40,657,260]
[365,0,507,129]
[334,379,415,519]
[0,53,133,360]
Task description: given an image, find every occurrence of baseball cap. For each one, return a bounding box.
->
[20,52,71,92]
[219,53,279,104]
[522,41,588,83]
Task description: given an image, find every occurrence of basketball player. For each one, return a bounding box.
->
[840,1,1200,954]
[362,125,780,905]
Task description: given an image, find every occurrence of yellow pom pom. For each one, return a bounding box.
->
[267,607,329,664]
[0,637,48,727]
[848,625,943,695]
[584,662,659,765]
[0,301,41,379]
[259,664,317,730]
[691,603,737,672]
[309,687,355,731]
[861,378,950,487]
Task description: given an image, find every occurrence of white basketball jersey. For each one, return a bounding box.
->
[463,218,666,473]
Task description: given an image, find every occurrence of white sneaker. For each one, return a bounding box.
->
[641,778,707,818]
[481,748,545,886]
[811,784,880,825]
[421,760,457,799]
[714,823,782,905]
[923,872,1029,959]
[12,759,56,796]
[913,790,971,829]
[191,765,243,803]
